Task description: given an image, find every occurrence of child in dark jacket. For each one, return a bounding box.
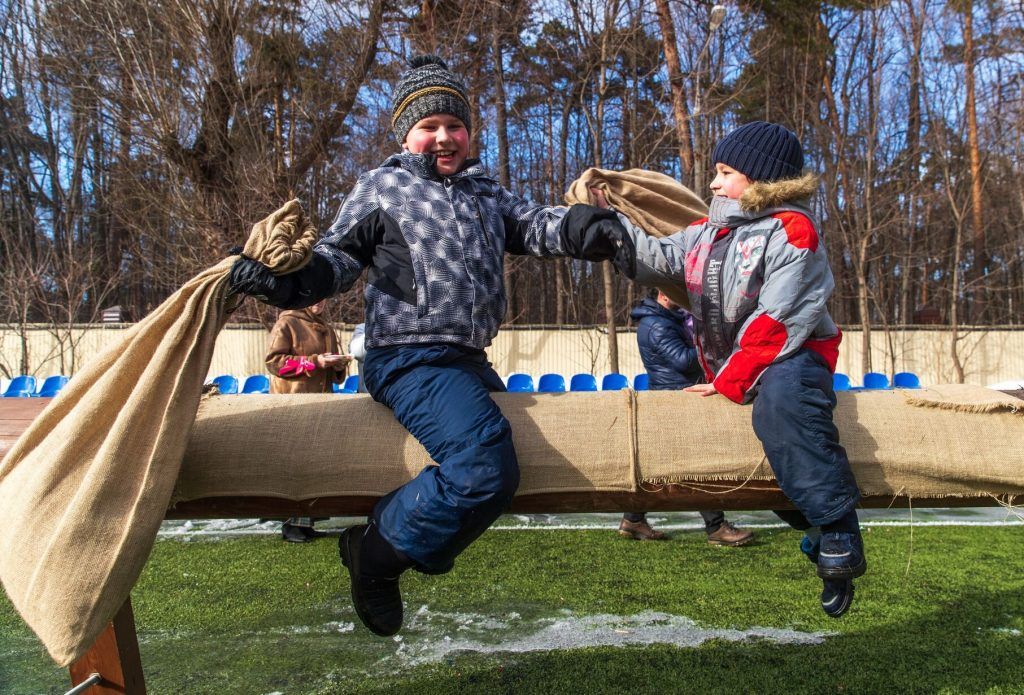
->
[610,122,865,618]
[620,289,753,547]
[229,55,629,636]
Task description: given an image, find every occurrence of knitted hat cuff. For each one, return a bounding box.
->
[393,90,472,143]
[391,55,472,143]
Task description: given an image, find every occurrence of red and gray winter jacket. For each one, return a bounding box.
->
[619,174,841,404]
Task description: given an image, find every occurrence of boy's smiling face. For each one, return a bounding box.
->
[403,114,470,176]
[710,162,752,199]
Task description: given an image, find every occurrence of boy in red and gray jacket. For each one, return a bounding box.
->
[611,122,865,618]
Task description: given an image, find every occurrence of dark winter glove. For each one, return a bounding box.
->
[559,204,636,278]
[228,255,293,306]
[229,252,337,309]
[609,221,637,279]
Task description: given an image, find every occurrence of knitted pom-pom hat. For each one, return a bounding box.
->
[391,55,472,144]
[712,121,803,182]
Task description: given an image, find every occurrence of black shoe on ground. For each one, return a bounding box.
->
[282,522,313,543]
[821,578,855,618]
[338,525,405,636]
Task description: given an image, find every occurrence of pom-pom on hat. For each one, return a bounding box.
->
[391,55,472,144]
[712,121,803,182]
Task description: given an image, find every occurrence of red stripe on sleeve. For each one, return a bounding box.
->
[804,329,843,372]
[772,211,818,252]
[713,314,788,403]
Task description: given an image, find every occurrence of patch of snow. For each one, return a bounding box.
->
[393,609,831,666]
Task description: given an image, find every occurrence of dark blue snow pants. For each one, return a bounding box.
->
[362,343,518,573]
[751,349,860,527]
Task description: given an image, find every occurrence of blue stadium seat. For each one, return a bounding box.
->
[210,374,238,395]
[893,372,921,389]
[537,373,566,393]
[3,375,36,398]
[35,375,69,398]
[506,373,534,393]
[241,374,270,394]
[832,373,852,391]
[633,374,650,391]
[863,372,890,390]
[340,375,360,393]
[601,373,629,391]
[570,374,598,392]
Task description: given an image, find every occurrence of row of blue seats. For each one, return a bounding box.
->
[508,370,923,394]
[4,370,923,399]
[208,374,362,395]
[506,373,645,393]
[833,371,921,391]
[2,375,69,398]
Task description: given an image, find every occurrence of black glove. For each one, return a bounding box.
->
[229,256,292,306]
[560,205,636,278]
[229,252,337,308]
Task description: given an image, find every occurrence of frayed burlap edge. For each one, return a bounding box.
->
[902,385,1023,416]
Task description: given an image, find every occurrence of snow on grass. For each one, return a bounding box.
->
[391,607,830,666]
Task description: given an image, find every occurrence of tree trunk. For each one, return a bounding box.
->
[653,0,694,184]
[963,1,986,320]
[491,10,516,323]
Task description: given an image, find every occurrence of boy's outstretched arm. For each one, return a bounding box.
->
[230,175,382,308]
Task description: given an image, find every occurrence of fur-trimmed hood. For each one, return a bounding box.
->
[708,173,819,227]
[739,173,818,211]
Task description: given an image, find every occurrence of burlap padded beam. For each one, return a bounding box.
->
[174,387,1024,505]
[174,390,638,502]
[638,389,1024,498]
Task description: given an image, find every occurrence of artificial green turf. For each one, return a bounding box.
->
[2,526,1023,694]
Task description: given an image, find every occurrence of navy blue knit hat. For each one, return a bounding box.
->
[712,121,803,182]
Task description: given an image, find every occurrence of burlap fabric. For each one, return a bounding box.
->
[564,168,707,308]
[172,386,1024,505]
[900,384,1024,415]
[174,391,637,502]
[637,388,1024,498]
[0,200,316,666]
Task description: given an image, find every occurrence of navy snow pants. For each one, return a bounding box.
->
[751,349,860,527]
[362,343,518,572]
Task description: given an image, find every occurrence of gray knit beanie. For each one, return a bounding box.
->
[712,121,803,182]
[391,55,472,144]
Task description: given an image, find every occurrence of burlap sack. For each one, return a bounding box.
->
[0,200,316,666]
[564,168,707,308]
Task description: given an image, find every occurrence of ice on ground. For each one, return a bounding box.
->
[394,608,830,666]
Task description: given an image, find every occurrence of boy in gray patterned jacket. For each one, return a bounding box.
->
[609,122,866,618]
[229,55,631,636]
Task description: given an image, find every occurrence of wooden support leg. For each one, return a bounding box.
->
[68,597,146,694]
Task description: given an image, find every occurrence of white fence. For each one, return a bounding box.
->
[3,324,1024,387]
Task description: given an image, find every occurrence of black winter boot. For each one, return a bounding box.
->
[338,523,410,636]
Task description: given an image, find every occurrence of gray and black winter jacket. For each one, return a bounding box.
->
[267,152,625,349]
